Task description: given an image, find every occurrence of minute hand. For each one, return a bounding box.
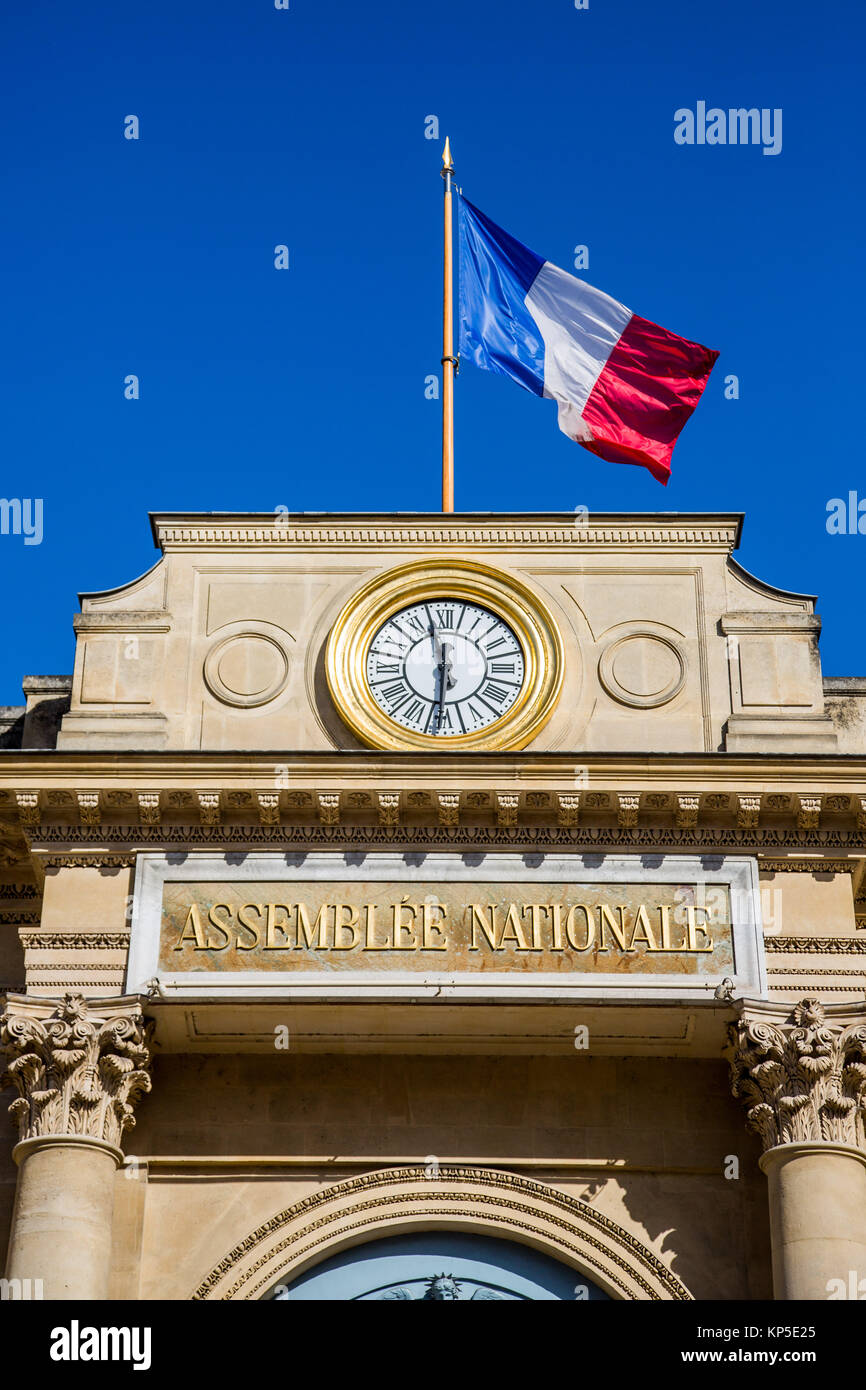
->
[436,641,456,728]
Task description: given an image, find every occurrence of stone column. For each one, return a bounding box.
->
[1,993,152,1299]
[728,997,866,1301]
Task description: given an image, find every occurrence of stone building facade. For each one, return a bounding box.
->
[1,510,864,1301]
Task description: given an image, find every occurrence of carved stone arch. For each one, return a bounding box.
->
[192,1166,692,1301]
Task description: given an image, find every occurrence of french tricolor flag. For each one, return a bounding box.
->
[458,197,719,485]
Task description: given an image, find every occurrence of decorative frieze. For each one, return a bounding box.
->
[727,998,866,1152]
[0,993,153,1149]
[19,932,130,950]
[557,794,580,829]
[763,935,866,954]
[40,853,136,869]
[22,828,865,861]
[737,796,761,829]
[496,794,518,829]
[618,795,640,829]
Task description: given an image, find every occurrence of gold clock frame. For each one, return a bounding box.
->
[325,558,564,752]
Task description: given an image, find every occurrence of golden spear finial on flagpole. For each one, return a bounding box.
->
[441,137,456,512]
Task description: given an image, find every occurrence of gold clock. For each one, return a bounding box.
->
[325,559,564,751]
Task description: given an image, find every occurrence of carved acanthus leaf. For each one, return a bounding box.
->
[727,998,866,1152]
[0,994,153,1149]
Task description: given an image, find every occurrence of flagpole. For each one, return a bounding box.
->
[441,137,455,512]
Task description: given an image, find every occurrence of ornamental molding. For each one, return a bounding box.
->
[9,786,865,850]
[18,932,130,950]
[726,998,866,1152]
[191,1165,692,1303]
[764,936,866,954]
[154,522,740,551]
[22,823,864,858]
[767,968,864,980]
[0,993,153,1149]
[41,854,136,869]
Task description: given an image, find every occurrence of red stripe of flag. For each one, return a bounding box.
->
[580,314,720,485]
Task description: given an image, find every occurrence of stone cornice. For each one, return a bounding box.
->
[0,993,152,1149]
[2,759,864,844]
[2,750,865,781]
[149,511,744,554]
[727,998,866,1152]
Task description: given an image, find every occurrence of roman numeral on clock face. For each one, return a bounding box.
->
[479,681,510,707]
[378,679,412,707]
[431,605,455,629]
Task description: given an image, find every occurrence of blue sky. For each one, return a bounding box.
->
[2,0,864,702]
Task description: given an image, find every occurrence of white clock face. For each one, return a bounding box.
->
[365,600,526,737]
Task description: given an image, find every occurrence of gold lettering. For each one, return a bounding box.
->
[499,903,531,950]
[175,903,208,950]
[362,902,391,950]
[265,902,292,949]
[390,900,418,950]
[468,904,499,951]
[549,903,564,950]
[333,903,360,950]
[629,904,658,951]
[421,900,448,950]
[236,903,263,950]
[296,902,330,950]
[686,905,714,952]
[525,903,547,951]
[657,903,687,951]
[207,903,233,951]
[566,904,594,951]
[598,904,630,952]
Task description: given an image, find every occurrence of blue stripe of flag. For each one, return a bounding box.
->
[457,196,546,398]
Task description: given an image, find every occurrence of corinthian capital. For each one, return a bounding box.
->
[727,998,866,1153]
[0,993,152,1150]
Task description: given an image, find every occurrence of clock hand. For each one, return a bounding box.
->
[436,641,456,731]
[429,619,443,663]
[441,641,456,689]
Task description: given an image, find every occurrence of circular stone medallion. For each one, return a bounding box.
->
[204,633,290,708]
[598,633,686,709]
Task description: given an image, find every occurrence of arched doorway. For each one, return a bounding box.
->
[267,1231,611,1301]
[192,1167,692,1301]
